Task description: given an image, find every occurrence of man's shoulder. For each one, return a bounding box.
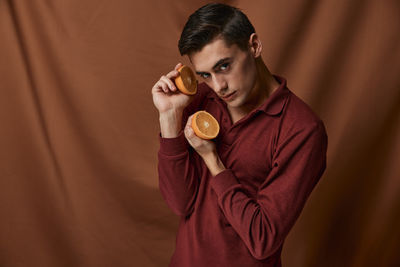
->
[282,89,325,134]
[285,90,321,122]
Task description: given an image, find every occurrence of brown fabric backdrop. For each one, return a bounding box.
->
[1,0,399,266]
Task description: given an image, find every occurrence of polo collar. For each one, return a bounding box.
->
[257,75,289,116]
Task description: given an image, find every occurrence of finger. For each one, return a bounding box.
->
[184,124,195,139]
[166,63,182,79]
[184,115,195,138]
[185,114,194,129]
[155,79,169,93]
[166,69,180,80]
[160,75,177,92]
[174,62,183,71]
[152,80,164,93]
[157,76,174,93]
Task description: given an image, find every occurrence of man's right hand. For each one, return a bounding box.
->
[152,63,194,138]
[152,63,193,114]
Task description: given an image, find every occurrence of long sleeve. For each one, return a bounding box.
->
[157,86,213,217]
[209,120,328,260]
[158,132,201,217]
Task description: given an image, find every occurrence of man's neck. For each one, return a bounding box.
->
[228,57,279,123]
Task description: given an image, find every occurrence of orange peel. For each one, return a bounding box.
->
[175,65,197,95]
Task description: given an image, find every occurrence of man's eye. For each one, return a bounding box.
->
[220,63,229,71]
[201,73,210,79]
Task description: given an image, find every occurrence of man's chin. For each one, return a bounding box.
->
[225,99,242,109]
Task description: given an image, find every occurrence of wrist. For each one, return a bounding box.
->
[159,109,184,138]
[202,151,226,176]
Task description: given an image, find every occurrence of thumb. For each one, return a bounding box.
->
[184,123,195,139]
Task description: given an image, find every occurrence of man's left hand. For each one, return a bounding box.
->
[184,114,216,157]
[184,114,226,176]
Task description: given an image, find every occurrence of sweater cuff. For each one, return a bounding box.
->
[158,132,188,156]
[210,169,240,197]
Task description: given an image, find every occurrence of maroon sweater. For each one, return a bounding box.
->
[158,76,327,266]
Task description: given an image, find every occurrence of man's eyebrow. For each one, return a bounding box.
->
[212,57,231,70]
[195,57,232,75]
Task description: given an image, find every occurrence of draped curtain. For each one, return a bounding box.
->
[1,0,399,266]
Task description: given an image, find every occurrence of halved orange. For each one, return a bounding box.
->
[191,111,220,140]
[175,65,197,95]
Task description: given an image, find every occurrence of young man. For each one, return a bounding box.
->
[151,3,327,266]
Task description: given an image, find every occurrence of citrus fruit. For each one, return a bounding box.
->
[175,65,197,95]
[191,111,220,140]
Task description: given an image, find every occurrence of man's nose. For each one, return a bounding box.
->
[212,75,228,94]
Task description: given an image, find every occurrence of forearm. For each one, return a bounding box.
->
[201,151,226,176]
[158,133,200,216]
[159,109,183,138]
[209,170,288,260]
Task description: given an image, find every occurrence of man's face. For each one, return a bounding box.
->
[190,38,258,109]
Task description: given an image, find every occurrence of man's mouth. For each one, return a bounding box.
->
[221,91,236,101]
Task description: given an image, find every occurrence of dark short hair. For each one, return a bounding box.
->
[178,3,255,56]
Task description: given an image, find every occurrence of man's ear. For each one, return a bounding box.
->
[248,33,262,58]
